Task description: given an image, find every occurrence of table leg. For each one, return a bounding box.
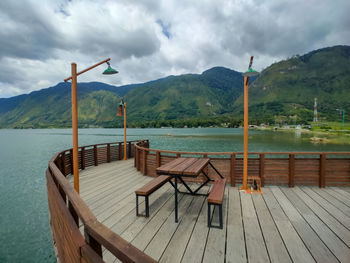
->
[175,175,178,223]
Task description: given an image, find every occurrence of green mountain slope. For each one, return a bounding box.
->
[235,45,350,124]
[0,45,349,128]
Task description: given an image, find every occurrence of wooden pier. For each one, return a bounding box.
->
[46,140,350,262]
[69,159,350,263]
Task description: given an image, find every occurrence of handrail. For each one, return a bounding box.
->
[134,142,350,155]
[46,140,156,263]
[134,140,350,189]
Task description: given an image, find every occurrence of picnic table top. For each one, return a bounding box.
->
[156,157,210,177]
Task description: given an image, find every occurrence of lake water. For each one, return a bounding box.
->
[0,128,349,262]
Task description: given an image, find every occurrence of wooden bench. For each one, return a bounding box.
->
[135,175,171,217]
[207,178,226,229]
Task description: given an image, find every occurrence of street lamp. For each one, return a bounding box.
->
[240,56,259,192]
[336,109,345,130]
[117,99,127,160]
[64,58,118,193]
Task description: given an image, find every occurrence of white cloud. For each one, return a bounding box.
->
[0,0,349,97]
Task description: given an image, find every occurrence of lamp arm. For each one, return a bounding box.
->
[64,58,111,82]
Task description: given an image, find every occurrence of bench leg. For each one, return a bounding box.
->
[208,203,223,229]
[136,195,139,216]
[136,194,149,217]
[145,196,149,217]
[219,204,223,229]
[208,203,210,227]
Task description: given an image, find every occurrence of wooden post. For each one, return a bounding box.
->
[319,154,326,188]
[230,154,236,186]
[81,147,85,170]
[128,142,132,158]
[143,150,147,175]
[176,153,181,158]
[61,151,66,175]
[68,200,79,227]
[84,231,102,257]
[118,142,122,160]
[71,63,80,193]
[241,75,249,191]
[70,149,74,172]
[259,154,265,187]
[289,154,295,187]
[107,144,111,163]
[94,145,98,166]
[156,151,161,168]
[123,103,127,160]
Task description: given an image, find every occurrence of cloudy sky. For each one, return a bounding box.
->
[0,0,349,98]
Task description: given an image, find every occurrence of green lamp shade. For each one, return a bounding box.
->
[242,68,259,77]
[103,66,119,75]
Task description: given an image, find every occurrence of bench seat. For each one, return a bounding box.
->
[207,178,226,229]
[135,175,170,217]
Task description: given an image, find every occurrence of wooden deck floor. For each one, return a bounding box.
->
[69,159,350,263]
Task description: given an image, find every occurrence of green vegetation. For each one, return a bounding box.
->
[0,45,349,129]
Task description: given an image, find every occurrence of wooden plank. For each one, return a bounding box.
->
[156,158,185,174]
[131,188,191,252]
[169,158,198,175]
[240,191,270,263]
[325,188,350,208]
[317,189,350,216]
[143,194,194,261]
[281,187,350,263]
[251,192,291,263]
[262,188,315,263]
[135,175,170,195]
[301,187,350,230]
[159,193,207,263]
[225,187,246,263]
[292,187,350,247]
[202,187,228,263]
[270,187,337,263]
[102,186,173,263]
[181,188,211,263]
[182,158,210,176]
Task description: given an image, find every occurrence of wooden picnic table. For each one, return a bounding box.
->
[156,157,223,223]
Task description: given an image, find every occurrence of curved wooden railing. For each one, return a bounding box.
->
[46,140,156,263]
[134,140,350,187]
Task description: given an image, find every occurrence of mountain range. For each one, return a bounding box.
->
[0,45,349,128]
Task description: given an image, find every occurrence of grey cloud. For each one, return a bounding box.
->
[0,1,63,60]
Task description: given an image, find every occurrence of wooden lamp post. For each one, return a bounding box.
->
[64,58,118,193]
[117,99,127,160]
[240,56,259,192]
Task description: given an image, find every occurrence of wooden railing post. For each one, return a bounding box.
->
[68,200,79,227]
[61,152,66,175]
[176,153,181,158]
[128,142,132,158]
[259,154,265,187]
[94,145,98,166]
[156,151,161,168]
[69,149,73,172]
[118,142,122,160]
[230,154,236,186]
[84,230,102,257]
[319,154,326,188]
[81,147,85,170]
[142,149,147,175]
[107,144,111,163]
[289,154,295,187]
